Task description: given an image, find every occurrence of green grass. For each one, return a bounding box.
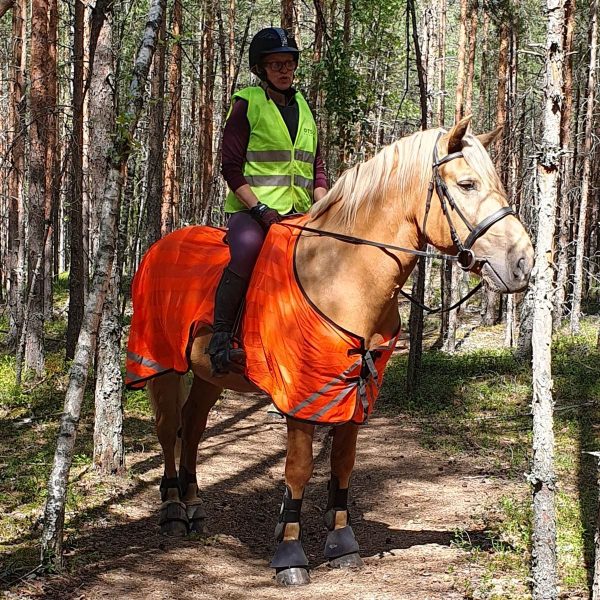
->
[380,317,600,597]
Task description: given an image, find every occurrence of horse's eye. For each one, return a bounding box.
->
[458,180,477,192]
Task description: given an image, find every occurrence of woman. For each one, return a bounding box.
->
[209,27,328,376]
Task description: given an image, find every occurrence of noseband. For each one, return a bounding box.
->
[427,132,516,270]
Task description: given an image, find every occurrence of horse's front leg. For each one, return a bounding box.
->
[324,422,364,568]
[271,418,315,586]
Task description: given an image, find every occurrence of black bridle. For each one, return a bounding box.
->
[284,132,517,313]
[429,133,516,271]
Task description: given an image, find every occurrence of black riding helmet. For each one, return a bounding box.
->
[248,27,299,80]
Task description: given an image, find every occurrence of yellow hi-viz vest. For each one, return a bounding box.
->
[224,86,318,214]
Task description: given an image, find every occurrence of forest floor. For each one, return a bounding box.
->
[1,303,599,600]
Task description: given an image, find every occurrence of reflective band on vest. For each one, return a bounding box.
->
[224,86,318,215]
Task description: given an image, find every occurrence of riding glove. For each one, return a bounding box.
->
[249,202,283,232]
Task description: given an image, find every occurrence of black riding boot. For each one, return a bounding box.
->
[207,267,248,375]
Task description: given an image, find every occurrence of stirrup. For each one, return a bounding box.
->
[208,333,246,376]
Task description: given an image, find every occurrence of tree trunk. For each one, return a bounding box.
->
[66,0,86,360]
[281,0,293,31]
[7,0,27,348]
[25,0,51,377]
[570,0,598,335]
[145,8,166,249]
[454,0,467,122]
[553,0,576,329]
[89,0,123,475]
[530,2,564,597]
[437,0,446,126]
[41,0,165,569]
[464,0,478,118]
[161,0,182,235]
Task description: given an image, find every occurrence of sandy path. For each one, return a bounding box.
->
[17,391,508,600]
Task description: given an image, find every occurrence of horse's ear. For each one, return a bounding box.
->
[477,124,504,148]
[447,115,472,154]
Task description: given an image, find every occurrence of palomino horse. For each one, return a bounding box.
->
[134,117,534,586]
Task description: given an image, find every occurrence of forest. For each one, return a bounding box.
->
[0,0,599,597]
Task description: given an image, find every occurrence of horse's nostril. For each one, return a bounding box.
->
[513,256,531,280]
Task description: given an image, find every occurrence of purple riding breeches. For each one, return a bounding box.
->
[226,211,266,281]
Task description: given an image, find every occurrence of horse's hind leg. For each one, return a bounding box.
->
[148,373,189,536]
[324,422,363,568]
[271,418,315,586]
[177,376,222,533]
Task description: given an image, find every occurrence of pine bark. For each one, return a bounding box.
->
[89,1,123,475]
[66,0,86,360]
[553,0,576,329]
[161,0,182,236]
[41,0,165,568]
[529,2,564,597]
[145,8,166,249]
[281,0,294,31]
[570,0,598,335]
[464,0,478,118]
[25,0,51,376]
[7,0,26,348]
[454,0,467,122]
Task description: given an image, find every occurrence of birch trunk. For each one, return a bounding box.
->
[570,0,598,335]
[529,1,564,597]
[41,0,165,568]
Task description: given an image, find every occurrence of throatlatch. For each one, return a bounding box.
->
[270,485,309,569]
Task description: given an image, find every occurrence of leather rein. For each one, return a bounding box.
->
[284,133,516,314]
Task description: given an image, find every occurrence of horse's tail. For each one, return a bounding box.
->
[147,372,192,461]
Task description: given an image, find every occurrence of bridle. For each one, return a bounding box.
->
[428,132,515,271]
[283,132,518,313]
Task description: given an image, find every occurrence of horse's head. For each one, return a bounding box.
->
[425,116,534,293]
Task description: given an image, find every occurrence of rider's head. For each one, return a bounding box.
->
[248,27,299,92]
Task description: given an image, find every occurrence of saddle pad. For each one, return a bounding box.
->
[125,216,398,424]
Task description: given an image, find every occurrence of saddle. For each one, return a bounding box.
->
[125,216,399,425]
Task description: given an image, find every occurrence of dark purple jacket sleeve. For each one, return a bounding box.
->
[221,98,250,193]
[221,96,329,192]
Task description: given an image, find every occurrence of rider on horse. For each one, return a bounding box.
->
[209,27,329,376]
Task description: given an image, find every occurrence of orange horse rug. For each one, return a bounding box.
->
[125,216,399,425]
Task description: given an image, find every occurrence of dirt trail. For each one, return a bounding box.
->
[16,391,510,600]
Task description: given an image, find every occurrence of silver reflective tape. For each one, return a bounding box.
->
[294,150,315,163]
[288,358,362,416]
[246,150,291,163]
[294,175,313,190]
[364,352,379,388]
[246,175,292,187]
[312,383,357,420]
[127,350,169,373]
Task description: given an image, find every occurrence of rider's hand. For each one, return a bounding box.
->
[249,202,283,232]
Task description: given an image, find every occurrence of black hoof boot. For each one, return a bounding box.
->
[178,467,208,534]
[159,475,189,536]
[186,504,208,534]
[275,567,310,586]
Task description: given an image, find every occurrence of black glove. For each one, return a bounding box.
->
[249,202,283,232]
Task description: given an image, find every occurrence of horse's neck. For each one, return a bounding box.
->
[295,204,422,347]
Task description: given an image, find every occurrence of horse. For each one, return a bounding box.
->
[127,116,534,586]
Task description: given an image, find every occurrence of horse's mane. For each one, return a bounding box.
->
[309,127,502,229]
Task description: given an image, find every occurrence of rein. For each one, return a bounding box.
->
[283,132,516,314]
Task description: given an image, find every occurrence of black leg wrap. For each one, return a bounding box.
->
[324,525,360,560]
[274,485,303,541]
[324,476,350,530]
[159,475,180,502]
[177,465,197,496]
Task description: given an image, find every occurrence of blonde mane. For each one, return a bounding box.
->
[309,127,502,229]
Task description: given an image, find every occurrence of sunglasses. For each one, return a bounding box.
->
[263,60,297,72]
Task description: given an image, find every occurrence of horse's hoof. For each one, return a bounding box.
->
[329,553,364,569]
[275,567,310,586]
[159,502,189,537]
[186,504,208,534]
